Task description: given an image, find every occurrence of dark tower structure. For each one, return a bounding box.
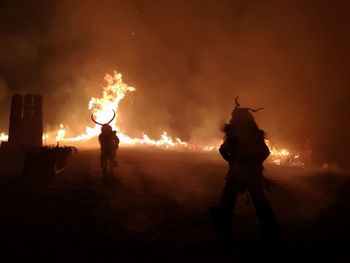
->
[8,94,23,146]
[8,94,43,148]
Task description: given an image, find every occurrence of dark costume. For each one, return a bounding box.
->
[210,97,280,242]
[91,110,120,181]
[98,125,120,176]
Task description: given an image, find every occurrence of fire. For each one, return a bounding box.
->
[50,71,135,143]
[265,140,304,166]
[117,132,188,148]
[56,124,66,142]
[88,72,135,130]
[0,132,8,142]
[0,70,304,166]
[54,71,191,148]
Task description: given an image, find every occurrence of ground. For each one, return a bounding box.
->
[0,147,349,262]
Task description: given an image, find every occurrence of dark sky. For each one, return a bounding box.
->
[0,0,349,165]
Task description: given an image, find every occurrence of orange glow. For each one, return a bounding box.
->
[265,139,304,166]
[56,124,66,142]
[0,132,8,142]
[50,71,191,148]
[0,71,303,166]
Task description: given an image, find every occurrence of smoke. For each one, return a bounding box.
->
[0,0,349,166]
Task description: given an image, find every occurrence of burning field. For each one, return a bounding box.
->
[0,0,349,261]
[1,70,306,167]
[0,61,345,262]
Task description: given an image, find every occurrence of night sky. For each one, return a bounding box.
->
[0,0,349,166]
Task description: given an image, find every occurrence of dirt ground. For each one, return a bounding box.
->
[0,147,349,262]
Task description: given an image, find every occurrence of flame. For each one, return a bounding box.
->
[0,70,304,166]
[51,71,133,143]
[265,139,304,166]
[0,132,8,142]
[54,71,191,148]
[88,72,135,129]
[56,124,66,142]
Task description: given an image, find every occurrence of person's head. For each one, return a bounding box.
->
[101,124,113,134]
[230,108,257,127]
[223,97,264,137]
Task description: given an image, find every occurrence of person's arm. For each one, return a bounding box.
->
[219,140,234,162]
[261,142,270,162]
[98,134,102,146]
[114,132,120,150]
[252,134,270,163]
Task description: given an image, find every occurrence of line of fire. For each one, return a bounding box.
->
[0,71,312,177]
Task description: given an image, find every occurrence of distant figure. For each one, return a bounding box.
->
[91,110,120,183]
[210,97,280,243]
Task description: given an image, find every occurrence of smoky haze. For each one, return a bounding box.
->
[0,0,349,167]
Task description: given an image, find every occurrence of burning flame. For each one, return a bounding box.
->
[265,140,304,166]
[88,72,135,130]
[0,70,304,166]
[49,72,135,143]
[0,132,8,142]
[56,124,66,142]
[53,71,191,148]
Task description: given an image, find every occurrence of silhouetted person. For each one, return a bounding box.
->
[91,110,120,183]
[210,97,280,243]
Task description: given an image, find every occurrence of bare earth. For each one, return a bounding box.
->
[0,148,349,262]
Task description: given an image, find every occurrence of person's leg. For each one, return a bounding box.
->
[111,150,118,167]
[100,151,109,183]
[108,152,115,177]
[248,183,281,241]
[210,177,238,236]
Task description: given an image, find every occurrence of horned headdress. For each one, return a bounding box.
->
[91,110,116,132]
[230,97,263,123]
[233,96,263,114]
